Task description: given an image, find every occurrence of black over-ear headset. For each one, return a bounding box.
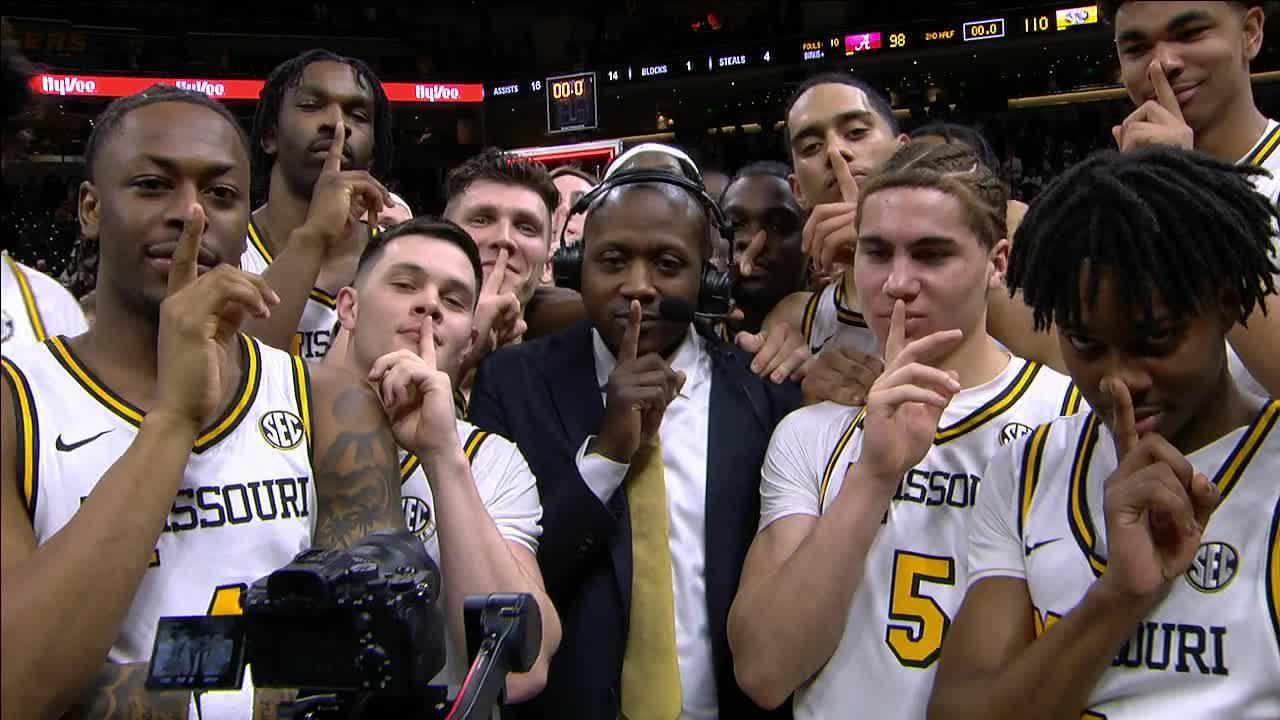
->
[551,168,736,317]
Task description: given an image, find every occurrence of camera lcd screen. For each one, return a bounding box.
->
[146,616,247,691]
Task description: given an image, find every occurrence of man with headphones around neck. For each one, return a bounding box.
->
[469,167,800,719]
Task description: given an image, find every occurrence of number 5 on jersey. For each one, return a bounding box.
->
[886,551,955,667]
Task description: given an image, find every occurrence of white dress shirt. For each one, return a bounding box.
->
[574,326,718,720]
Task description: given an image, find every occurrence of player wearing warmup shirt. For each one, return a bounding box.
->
[332,216,559,700]
[929,147,1280,719]
[0,86,403,719]
[1,252,88,347]
[241,49,393,361]
[729,143,1080,719]
[1103,0,1279,397]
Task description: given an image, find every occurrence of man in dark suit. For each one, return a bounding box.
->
[469,168,799,719]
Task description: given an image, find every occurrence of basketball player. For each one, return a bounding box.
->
[929,147,1279,719]
[909,122,1064,371]
[549,165,598,246]
[761,74,1066,406]
[333,216,560,700]
[722,161,808,337]
[240,49,393,361]
[760,72,906,360]
[2,250,89,348]
[729,143,1080,719]
[1104,0,1279,396]
[442,149,558,392]
[0,86,403,719]
[1,18,88,347]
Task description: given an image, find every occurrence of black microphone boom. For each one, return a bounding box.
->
[660,296,735,322]
[659,297,696,323]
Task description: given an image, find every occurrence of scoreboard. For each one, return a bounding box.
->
[796,3,1098,59]
[487,3,1103,134]
[546,71,598,134]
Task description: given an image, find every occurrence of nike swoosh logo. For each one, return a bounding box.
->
[1024,537,1061,556]
[55,429,113,452]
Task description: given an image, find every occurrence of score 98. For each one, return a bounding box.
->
[889,32,906,48]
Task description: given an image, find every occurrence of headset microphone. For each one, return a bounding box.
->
[659,296,737,323]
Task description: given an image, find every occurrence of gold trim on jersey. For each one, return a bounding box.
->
[399,428,491,484]
[1246,122,1280,168]
[801,291,821,347]
[5,254,47,342]
[1059,384,1083,417]
[453,387,468,418]
[308,288,338,309]
[464,429,490,460]
[290,355,314,462]
[1069,401,1279,577]
[399,453,421,483]
[1266,494,1280,655]
[1212,399,1279,500]
[1018,423,1052,540]
[248,220,338,313]
[934,360,1042,445]
[816,362,1043,507]
[818,408,867,509]
[247,218,275,265]
[1067,413,1109,577]
[46,334,263,454]
[2,356,39,519]
[833,279,868,328]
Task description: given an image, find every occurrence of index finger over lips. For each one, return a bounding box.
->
[166,203,206,296]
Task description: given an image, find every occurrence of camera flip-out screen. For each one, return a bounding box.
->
[146,615,247,692]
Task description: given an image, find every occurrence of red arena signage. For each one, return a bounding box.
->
[29,74,485,104]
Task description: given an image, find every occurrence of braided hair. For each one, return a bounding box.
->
[1008,146,1278,331]
[857,141,1008,248]
[85,84,248,181]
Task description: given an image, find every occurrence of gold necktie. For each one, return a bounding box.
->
[619,437,682,720]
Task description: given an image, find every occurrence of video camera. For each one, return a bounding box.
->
[145,530,540,719]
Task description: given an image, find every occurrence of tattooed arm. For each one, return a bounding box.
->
[61,663,188,720]
[308,365,405,548]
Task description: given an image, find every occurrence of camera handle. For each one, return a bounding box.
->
[447,593,542,720]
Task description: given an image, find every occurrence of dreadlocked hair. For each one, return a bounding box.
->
[857,142,1007,249]
[250,49,393,190]
[1008,146,1279,332]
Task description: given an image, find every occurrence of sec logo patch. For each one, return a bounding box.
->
[259,410,305,450]
[1185,542,1238,593]
[999,422,1034,446]
[402,495,436,543]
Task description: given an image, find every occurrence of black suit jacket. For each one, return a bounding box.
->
[469,320,799,719]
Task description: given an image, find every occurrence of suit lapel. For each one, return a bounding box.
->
[539,320,633,613]
[702,331,770,645]
[541,320,606,444]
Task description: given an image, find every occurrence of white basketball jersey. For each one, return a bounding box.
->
[1227,119,1280,399]
[1,334,316,662]
[241,219,340,360]
[800,278,878,356]
[970,402,1280,719]
[1243,118,1280,206]
[397,419,542,689]
[758,354,1081,720]
[1,253,87,348]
